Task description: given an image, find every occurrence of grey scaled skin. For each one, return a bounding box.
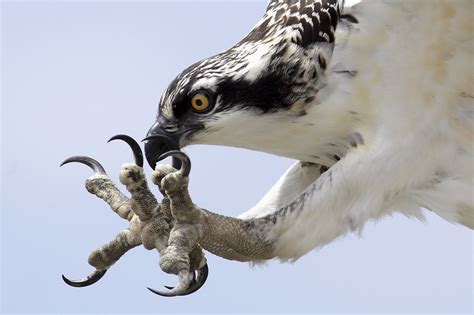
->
[61,135,208,296]
[150,151,277,296]
[62,134,279,296]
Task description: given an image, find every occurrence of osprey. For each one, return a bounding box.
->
[62,0,473,297]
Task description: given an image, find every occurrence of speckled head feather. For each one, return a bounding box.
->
[159,0,344,121]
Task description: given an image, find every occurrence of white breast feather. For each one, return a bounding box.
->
[239,0,473,260]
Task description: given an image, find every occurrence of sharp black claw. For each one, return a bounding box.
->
[108,134,144,167]
[163,268,196,290]
[62,269,107,287]
[147,286,176,297]
[147,270,195,297]
[157,264,208,296]
[60,156,106,174]
[157,150,191,176]
[180,264,209,296]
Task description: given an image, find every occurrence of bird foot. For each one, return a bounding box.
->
[146,151,209,296]
[61,135,208,296]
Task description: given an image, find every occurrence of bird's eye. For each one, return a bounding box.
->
[190,93,211,113]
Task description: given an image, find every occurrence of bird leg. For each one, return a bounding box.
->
[62,135,208,296]
[120,157,207,296]
[151,151,275,295]
[118,162,171,251]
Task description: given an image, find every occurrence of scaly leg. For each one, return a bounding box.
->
[144,151,210,296]
[150,150,278,295]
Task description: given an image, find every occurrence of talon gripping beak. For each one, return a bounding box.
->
[108,134,144,167]
[60,156,106,174]
[62,269,107,287]
[157,151,191,176]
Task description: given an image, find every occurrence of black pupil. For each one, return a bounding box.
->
[195,98,203,106]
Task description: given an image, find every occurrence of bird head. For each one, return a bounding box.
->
[144,41,329,168]
[144,0,341,168]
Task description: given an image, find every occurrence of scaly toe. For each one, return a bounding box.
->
[119,163,144,186]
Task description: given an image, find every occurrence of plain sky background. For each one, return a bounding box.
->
[1,0,472,314]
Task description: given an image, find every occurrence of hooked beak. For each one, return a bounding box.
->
[144,120,181,169]
[144,118,203,169]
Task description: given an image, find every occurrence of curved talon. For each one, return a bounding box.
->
[184,264,209,295]
[108,134,144,167]
[157,151,191,177]
[164,264,209,296]
[164,269,195,290]
[60,156,106,174]
[62,269,107,287]
[147,270,194,297]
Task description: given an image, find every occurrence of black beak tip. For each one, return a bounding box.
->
[142,145,157,169]
[143,133,180,169]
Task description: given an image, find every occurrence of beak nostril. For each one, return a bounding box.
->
[164,124,179,133]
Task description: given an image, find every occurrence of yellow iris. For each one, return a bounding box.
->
[190,93,210,112]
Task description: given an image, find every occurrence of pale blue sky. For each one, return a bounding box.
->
[1,1,472,314]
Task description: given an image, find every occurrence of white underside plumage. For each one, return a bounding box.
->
[235,0,473,260]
